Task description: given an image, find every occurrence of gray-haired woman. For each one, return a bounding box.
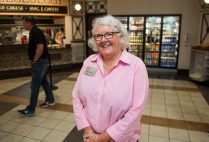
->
[72,15,149,142]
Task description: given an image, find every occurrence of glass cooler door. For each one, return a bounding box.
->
[144,16,161,66]
[128,16,144,58]
[161,16,180,68]
[116,16,128,30]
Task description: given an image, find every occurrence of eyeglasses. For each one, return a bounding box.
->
[94,32,120,41]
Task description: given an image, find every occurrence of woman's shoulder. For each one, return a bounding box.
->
[126,51,144,63]
[124,52,147,70]
[83,53,98,63]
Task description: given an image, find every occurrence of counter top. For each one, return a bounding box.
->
[192,45,209,51]
[0,44,71,53]
[0,44,73,76]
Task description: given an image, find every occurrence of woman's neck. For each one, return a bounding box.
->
[103,50,122,70]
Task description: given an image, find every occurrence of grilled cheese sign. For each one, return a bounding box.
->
[0,0,62,5]
[0,0,69,15]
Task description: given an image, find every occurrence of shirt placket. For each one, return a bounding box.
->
[96,71,105,133]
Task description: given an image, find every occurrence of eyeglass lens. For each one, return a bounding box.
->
[94,32,119,41]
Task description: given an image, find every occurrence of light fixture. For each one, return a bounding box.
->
[204,0,209,4]
[74,3,81,11]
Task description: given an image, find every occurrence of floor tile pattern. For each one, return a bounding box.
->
[0,71,208,142]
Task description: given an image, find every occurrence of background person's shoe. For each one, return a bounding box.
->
[17,109,34,117]
[40,101,55,108]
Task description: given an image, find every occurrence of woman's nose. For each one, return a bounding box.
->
[101,35,108,41]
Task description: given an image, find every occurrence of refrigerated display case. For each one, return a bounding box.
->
[144,16,161,66]
[161,16,180,68]
[115,15,181,69]
[129,16,144,58]
[116,16,144,58]
[189,46,209,82]
[117,16,128,29]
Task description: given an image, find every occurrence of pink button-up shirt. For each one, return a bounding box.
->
[72,50,149,142]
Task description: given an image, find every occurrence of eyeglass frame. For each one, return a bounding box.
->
[93,32,120,41]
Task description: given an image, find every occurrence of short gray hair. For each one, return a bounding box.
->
[88,15,130,52]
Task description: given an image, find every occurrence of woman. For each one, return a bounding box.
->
[72,15,149,142]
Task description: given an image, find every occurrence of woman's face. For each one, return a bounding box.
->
[94,25,122,58]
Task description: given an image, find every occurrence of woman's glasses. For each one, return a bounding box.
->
[94,32,120,41]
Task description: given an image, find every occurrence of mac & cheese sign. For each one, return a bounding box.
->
[0,0,69,16]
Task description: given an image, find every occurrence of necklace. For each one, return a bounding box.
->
[103,64,110,71]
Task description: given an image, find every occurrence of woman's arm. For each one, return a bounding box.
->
[72,62,91,131]
[106,62,149,141]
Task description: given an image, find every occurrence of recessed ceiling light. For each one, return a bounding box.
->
[204,0,209,4]
[75,3,81,11]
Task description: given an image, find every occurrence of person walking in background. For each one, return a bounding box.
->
[72,15,149,142]
[17,16,55,116]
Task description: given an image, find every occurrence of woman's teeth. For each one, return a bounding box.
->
[102,45,109,48]
[101,43,111,48]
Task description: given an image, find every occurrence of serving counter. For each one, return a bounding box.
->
[189,45,209,82]
[0,44,73,79]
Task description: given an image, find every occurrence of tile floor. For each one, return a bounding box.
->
[0,71,208,142]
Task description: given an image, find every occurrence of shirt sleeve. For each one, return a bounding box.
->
[72,61,91,130]
[35,29,45,44]
[106,61,149,142]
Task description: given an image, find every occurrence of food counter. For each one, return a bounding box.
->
[0,44,72,79]
[189,44,209,82]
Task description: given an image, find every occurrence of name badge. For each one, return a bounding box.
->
[84,66,97,77]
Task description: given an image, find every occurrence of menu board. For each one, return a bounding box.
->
[0,0,69,16]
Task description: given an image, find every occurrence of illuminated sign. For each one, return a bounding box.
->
[0,4,67,15]
[0,0,63,5]
[0,0,69,16]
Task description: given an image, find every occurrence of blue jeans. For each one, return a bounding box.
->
[26,58,54,112]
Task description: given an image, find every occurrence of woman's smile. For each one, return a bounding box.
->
[99,41,112,48]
